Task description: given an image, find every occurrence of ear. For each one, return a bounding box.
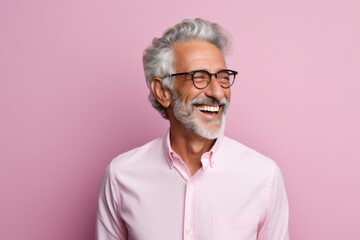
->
[150,77,172,108]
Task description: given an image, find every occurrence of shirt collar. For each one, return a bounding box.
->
[163,130,224,170]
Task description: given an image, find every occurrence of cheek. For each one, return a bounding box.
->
[223,89,231,101]
[177,85,200,103]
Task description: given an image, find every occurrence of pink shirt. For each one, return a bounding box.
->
[96,132,289,240]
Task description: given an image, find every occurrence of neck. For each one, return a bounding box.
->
[169,126,216,176]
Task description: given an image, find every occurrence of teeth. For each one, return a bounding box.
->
[196,105,220,112]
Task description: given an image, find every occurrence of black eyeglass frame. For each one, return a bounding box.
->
[165,69,238,89]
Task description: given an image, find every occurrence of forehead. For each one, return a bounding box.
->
[172,41,226,71]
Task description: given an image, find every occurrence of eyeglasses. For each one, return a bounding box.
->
[165,69,238,89]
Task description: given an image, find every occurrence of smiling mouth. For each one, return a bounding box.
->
[196,105,221,114]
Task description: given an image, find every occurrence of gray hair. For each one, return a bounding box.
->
[142,18,232,119]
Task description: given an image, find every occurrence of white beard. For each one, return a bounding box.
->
[171,91,229,139]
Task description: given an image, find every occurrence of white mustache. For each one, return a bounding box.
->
[191,97,229,108]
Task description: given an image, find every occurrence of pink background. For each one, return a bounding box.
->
[1,0,359,239]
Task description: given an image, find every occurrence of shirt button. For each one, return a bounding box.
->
[188,184,194,190]
[186,227,193,234]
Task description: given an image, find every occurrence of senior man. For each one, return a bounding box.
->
[96,18,289,240]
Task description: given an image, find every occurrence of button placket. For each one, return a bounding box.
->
[183,182,195,240]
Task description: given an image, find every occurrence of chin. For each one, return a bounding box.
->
[192,120,225,140]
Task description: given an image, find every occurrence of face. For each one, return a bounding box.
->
[169,41,231,139]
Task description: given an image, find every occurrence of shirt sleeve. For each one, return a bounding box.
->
[258,165,290,240]
[96,164,128,240]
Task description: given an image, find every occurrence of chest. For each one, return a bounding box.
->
[118,169,267,240]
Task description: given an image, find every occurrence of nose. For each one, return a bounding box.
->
[204,75,229,100]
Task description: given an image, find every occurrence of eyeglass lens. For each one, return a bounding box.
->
[193,70,235,89]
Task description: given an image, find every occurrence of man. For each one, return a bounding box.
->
[96,18,289,240]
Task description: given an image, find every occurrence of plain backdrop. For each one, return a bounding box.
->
[1,0,359,239]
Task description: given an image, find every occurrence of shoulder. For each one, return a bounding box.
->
[219,136,280,174]
[108,137,164,173]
